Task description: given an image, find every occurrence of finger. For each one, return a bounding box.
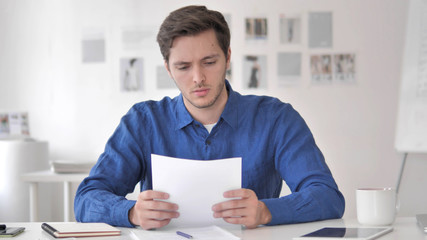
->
[140,190,170,200]
[212,199,246,212]
[223,189,253,199]
[213,208,246,218]
[143,200,179,211]
[222,216,258,229]
[223,216,245,225]
[143,209,180,220]
[140,218,172,230]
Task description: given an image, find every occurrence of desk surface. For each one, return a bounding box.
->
[4,217,426,240]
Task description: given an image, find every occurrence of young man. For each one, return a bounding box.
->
[74,5,345,230]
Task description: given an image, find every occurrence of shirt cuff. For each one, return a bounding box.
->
[261,198,289,226]
[112,199,137,227]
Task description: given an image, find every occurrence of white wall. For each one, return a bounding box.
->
[1,0,425,221]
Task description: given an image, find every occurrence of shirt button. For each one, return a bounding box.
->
[206,140,211,145]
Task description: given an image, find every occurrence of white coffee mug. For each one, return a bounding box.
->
[356,188,399,226]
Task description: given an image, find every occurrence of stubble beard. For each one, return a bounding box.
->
[185,76,226,109]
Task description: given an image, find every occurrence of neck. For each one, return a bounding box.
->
[185,84,228,125]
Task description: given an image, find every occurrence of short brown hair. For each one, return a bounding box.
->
[157,5,230,63]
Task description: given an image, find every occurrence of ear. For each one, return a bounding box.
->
[226,48,231,70]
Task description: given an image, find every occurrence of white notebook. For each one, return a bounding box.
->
[41,222,120,238]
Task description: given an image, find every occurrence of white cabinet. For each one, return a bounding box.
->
[0,140,48,221]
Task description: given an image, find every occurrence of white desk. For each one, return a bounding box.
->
[21,170,88,222]
[4,217,427,240]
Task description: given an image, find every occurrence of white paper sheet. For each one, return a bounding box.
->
[151,154,242,228]
[131,225,241,240]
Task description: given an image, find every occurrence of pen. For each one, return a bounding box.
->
[176,231,193,239]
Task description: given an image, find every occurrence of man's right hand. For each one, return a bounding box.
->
[129,190,179,230]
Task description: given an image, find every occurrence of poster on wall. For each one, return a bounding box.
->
[308,12,333,48]
[245,18,268,41]
[310,54,332,84]
[120,58,144,91]
[277,52,301,86]
[333,54,356,83]
[0,112,30,139]
[121,25,157,51]
[82,28,106,63]
[243,55,267,89]
[279,14,302,45]
[0,114,8,137]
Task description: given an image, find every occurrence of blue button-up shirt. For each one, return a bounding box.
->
[75,81,345,227]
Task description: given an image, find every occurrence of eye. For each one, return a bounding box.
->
[205,61,216,65]
[176,65,189,71]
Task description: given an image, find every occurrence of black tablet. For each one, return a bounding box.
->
[293,227,393,240]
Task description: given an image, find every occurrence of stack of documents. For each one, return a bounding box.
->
[50,160,94,173]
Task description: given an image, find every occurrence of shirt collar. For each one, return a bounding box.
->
[174,80,239,130]
[220,80,238,130]
[175,94,194,130]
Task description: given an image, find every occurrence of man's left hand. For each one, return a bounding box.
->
[212,188,272,229]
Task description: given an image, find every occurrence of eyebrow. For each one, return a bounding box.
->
[201,54,220,61]
[173,54,221,66]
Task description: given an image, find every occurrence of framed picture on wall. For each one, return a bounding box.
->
[0,113,9,137]
[308,12,333,48]
[81,28,106,63]
[120,57,144,92]
[245,17,268,41]
[243,55,267,89]
[0,112,30,139]
[333,53,356,83]
[310,54,332,84]
[277,52,302,86]
[279,14,302,45]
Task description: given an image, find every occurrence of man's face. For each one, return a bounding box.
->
[166,29,231,110]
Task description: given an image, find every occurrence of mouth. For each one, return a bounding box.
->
[193,88,210,97]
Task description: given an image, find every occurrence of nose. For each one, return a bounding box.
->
[192,64,205,85]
